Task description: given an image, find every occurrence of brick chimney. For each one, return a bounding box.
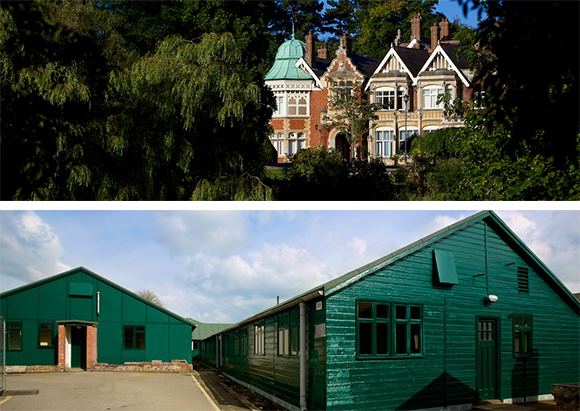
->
[305,31,316,66]
[317,45,328,60]
[440,18,450,40]
[430,22,439,51]
[411,14,422,44]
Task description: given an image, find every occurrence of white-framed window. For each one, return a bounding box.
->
[376,88,395,109]
[288,93,308,116]
[254,323,265,355]
[375,128,394,158]
[423,87,443,109]
[397,87,406,110]
[288,132,297,156]
[277,132,285,156]
[399,128,418,153]
[275,95,285,116]
[297,132,306,151]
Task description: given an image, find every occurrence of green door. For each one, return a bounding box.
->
[71,327,86,369]
[476,318,498,400]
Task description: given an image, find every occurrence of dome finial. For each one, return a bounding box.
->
[291,16,295,39]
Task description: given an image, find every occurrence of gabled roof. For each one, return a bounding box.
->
[0,267,197,328]
[418,44,471,87]
[188,319,234,340]
[367,46,429,90]
[216,211,578,335]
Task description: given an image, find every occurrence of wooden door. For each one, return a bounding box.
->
[476,318,498,400]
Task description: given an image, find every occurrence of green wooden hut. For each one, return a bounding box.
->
[188,319,234,360]
[0,267,195,371]
[200,211,580,410]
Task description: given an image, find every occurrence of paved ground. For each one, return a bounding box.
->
[0,371,229,410]
[472,400,558,411]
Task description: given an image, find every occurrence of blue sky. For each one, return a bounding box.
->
[1,209,578,323]
[435,0,484,27]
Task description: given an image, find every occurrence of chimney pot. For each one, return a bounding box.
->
[440,18,450,40]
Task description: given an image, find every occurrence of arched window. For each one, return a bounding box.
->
[297,132,306,151]
[288,132,297,156]
[288,93,309,116]
[277,133,285,156]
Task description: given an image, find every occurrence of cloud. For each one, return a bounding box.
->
[0,211,70,285]
[153,211,249,257]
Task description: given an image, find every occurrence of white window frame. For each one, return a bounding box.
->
[287,92,309,116]
[375,88,395,109]
[254,323,265,355]
[423,86,444,109]
[375,128,395,158]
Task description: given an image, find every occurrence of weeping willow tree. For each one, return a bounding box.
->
[1,1,274,200]
[102,33,266,200]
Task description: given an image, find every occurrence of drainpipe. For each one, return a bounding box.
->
[299,302,307,411]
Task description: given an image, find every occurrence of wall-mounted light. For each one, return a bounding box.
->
[484,294,499,305]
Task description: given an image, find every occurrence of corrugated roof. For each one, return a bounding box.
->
[188,319,234,340]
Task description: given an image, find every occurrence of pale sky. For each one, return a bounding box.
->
[1,209,578,323]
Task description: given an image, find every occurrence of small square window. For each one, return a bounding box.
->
[358,302,373,319]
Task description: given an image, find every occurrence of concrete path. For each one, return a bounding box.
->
[0,371,226,410]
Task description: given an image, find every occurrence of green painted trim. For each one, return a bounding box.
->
[37,321,55,348]
[0,267,196,329]
[6,321,22,351]
[475,315,501,401]
[512,313,533,357]
[122,324,146,350]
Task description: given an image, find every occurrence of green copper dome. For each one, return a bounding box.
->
[265,36,313,81]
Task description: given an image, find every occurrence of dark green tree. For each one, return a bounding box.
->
[355,0,443,57]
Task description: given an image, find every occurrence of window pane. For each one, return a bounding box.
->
[9,328,22,350]
[395,306,407,320]
[515,316,522,326]
[40,330,52,346]
[376,304,389,319]
[396,323,407,354]
[358,302,373,319]
[377,323,389,355]
[523,330,531,354]
[359,322,373,355]
[515,330,521,353]
[136,331,145,349]
[410,306,421,320]
[124,326,134,349]
[523,316,531,327]
[410,324,421,353]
